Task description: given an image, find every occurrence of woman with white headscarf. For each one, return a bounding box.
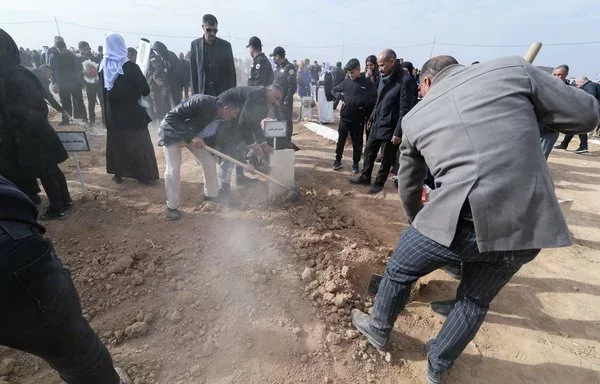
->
[99,32,159,184]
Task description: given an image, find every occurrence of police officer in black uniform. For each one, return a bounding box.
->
[247,36,273,87]
[270,46,297,150]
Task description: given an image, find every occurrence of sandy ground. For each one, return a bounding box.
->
[0,102,599,384]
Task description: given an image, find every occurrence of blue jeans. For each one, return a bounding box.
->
[370,225,539,374]
[539,126,559,159]
[0,227,119,384]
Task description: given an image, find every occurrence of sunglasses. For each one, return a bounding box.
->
[204,27,218,34]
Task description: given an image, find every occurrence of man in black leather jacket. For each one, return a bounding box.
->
[158,92,249,220]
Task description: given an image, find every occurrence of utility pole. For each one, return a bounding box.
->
[429,33,436,58]
[341,42,345,64]
[54,16,61,36]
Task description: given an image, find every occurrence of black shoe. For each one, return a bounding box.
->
[554,144,567,150]
[236,174,258,185]
[218,188,240,208]
[30,194,42,205]
[393,178,398,188]
[349,177,370,186]
[430,299,456,317]
[58,120,70,126]
[441,264,462,280]
[41,206,69,220]
[63,200,75,208]
[333,160,342,170]
[368,184,384,194]
[166,207,181,221]
[350,309,387,350]
[574,148,588,154]
[352,163,359,174]
[112,175,123,184]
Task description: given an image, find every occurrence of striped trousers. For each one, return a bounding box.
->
[371,225,539,374]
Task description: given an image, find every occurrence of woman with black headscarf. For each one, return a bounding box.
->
[0,28,73,219]
[99,32,159,184]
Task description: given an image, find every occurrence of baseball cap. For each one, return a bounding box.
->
[344,58,360,71]
[269,46,285,57]
[246,36,262,48]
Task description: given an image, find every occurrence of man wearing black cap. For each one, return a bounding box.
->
[190,14,236,97]
[247,36,273,87]
[331,58,377,173]
[270,46,297,149]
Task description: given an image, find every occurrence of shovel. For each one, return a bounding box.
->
[202,145,300,202]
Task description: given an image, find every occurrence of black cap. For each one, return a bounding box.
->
[269,46,285,57]
[246,36,262,48]
[344,58,360,71]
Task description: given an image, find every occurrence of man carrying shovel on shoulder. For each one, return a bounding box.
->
[158,92,255,221]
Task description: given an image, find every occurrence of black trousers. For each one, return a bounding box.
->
[360,136,399,186]
[560,134,588,150]
[39,165,72,209]
[0,227,119,384]
[335,119,363,163]
[85,83,99,124]
[59,83,86,120]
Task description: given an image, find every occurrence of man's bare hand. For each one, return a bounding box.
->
[392,136,401,145]
[244,164,256,174]
[190,137,205,149]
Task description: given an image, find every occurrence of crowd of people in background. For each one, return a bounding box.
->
[2,11,600,384]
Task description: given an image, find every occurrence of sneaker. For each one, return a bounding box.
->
[368,184,384,194]
[429,299,456,317]
[349,177,370,186]
[333,160,342,170]
[554,144,567,150]
[351,163,359,174]
[350,309,387,350]
[574,148,588,154]
[204,195,223,203]
[41,206,69,220]
[166,208,181,221]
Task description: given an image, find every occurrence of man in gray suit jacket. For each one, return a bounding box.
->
[351,55,600,384]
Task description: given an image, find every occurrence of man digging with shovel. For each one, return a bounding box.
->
[350,55,600,384]
[158,92,254,220]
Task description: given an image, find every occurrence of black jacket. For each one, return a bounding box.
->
[332,76,377,123]
[50,50,81,87]
[369,63,418,140]
[0,64,68,177]
[219,86,270,144]
[190,37,236,96]
[159,94,219,146]
[248,53,274,87]
[581,81,600,103]
[99,61,151,133]
[331,67,345,87]
[179,58,191,86]
[274,59,297,106]
[0,175,45,233]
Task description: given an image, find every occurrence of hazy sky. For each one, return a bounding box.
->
[2,0,600,78]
